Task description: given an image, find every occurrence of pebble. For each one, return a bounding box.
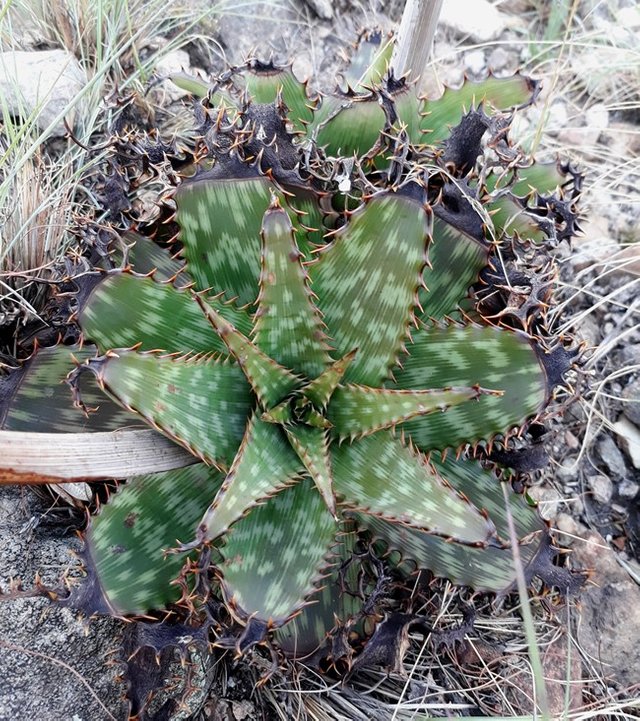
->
[545,101,569,132]
[619,479,640,499]
[622,381,640,426]
[155,49,197,101]
[440,0,507,42]
[571,530,640,689]
[528,484,562,521]
[597,435,627,478]
[588,474,613,504]
[464,50,486,76]
[0,49,87,137]
[488,47,510,72]
[612,417,640,470]
[555,512,580,545]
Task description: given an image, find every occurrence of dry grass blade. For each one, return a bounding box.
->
[0,428,196,482]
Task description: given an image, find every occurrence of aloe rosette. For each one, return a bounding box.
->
[0,31,582,659]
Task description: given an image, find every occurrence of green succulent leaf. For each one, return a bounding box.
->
[121,230,189,285]
[195,293,302,408]
[95,350,252,467]
[220,477,337,625]
[312,94,386,159]
[89,463,223,614]
[432,453,545,541]
[197,413,302,543]
[357,454,544,591]
[302,350,357,409]
[283,424,335,516]
[328,384,492,441]
[393,324,547,450]
[253,200,330,378]
[0,345,133,433]
[310,194,429,385]
[418,217,489,322]
[176,174,275,304]
[80,273,252,356]
[241,62,315,134]
[275,526,362,658]
[332,432,495,544]
[422,75,538,145]
[340,30,393,91]
[485,196,547,242]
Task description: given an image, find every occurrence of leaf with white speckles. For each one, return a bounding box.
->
[356,453,545,591]
[176,175,275,305]
[327,384,492,441]
[89,463,223,614]
[197,413,302,543]
[80,273,252,356]
[283,424,335,515]
[96,350,253,468]
[0,345,133,433]
[309,194,430,386]
[333,432,496,544]
[418,217,489,322]
[393,324,547,450]
[195,294,302,409]
[254,202,330,379]
[220,477,337,625]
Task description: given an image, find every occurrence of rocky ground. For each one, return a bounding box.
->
[0,0,639,718]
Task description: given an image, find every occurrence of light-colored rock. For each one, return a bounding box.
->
[618,478,640,499]
[597,435,627,477]
[622,380,640,425]
[463,49,486,75]
[528,484,562,521]
[585,102,609,135]
[488,47,511,72]
[0,487,126,719]
[440,0,507,42]
[570,530,640,689]
[155,49,198,102]
[545,101,569,132]
[588,474,613,504]
[612,416,640,469]
[0,50,86,137]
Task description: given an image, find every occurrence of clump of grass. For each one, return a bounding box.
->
[0,0,264,354]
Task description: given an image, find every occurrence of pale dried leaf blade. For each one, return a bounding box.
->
[0,429,196,484]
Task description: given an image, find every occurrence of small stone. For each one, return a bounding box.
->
[464,49,486,75]
[597,435,627,478]
[154,49,196,101]
[0,49,87,137]
[588,474,613,504]
[545,101,568,132]
[571,530,640,689]
[564,430,580,450]
[619,344,640,367]
[488,47,510,72]
[612,417,640,470]
[440,0,507,42]
[555,512,580,546]
[619,479,640,499]
[622,380,640,425]
[528,485,562,521]
[585,103,609,135]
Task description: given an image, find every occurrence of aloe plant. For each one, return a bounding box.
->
[0,31,582,665]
